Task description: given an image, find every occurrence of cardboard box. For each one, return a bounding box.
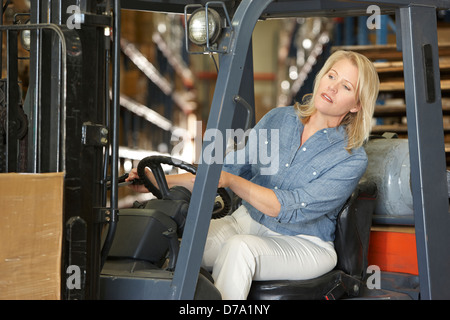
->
[0,173,64,300]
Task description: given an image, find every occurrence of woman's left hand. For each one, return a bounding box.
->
[191,171,233,189]
[218,171,233,189]
[191,170,280,217]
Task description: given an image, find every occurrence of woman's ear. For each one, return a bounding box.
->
[349,102,361,113]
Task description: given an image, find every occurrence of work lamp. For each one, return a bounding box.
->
[20,28,31,51]
[187,8,222,46]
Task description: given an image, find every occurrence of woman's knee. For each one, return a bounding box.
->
[220,234,262,260]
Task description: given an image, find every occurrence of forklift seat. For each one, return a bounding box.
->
[247,180,377,300]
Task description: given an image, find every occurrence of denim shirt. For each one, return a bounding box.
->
[223,105,368,242]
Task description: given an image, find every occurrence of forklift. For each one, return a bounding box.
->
[1,0,450,300]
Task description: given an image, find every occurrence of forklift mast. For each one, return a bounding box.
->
[1,0,114,299]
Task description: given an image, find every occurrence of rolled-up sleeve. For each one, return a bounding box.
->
[273,154,368,224]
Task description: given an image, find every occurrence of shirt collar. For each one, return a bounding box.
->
[295,113,347,145]
[325,125,347,144]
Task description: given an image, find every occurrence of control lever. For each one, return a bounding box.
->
[106,172,144,189]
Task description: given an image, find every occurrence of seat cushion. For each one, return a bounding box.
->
[247,270,361,300]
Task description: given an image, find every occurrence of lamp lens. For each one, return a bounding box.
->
[188,9,219,46]
[20,30,31,51]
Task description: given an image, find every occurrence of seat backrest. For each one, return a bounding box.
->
[333,180,377,280]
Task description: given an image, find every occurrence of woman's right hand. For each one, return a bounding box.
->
[125,167,156,193]
[126,167,196,194]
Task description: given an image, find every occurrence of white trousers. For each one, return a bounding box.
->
[201,206,338,300]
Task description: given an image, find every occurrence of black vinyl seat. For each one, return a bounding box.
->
[247,180,377,300]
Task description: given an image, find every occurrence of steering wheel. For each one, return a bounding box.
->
[137,155,231,219]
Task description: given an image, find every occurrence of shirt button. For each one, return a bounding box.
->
[274,186,278,189]
[301,202,306,207]
[285,163,289,167]
[302,147,306,151]
[323,130,327,133]
[312,171,317,175]
[265,140,268,144]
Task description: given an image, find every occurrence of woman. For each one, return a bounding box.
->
[126,50,379,300]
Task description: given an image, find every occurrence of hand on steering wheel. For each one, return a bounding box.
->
[136,155,231,219]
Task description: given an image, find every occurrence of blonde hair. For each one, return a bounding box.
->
[295,50,379,151]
